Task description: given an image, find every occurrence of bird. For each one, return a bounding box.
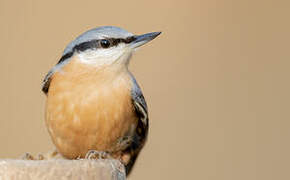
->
[42,26,161,176]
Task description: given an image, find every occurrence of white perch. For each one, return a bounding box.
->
[0,159,126,180]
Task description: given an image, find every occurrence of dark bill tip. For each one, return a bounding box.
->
[130,31,161,48]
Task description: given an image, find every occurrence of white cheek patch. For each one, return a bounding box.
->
[77,44,128,66]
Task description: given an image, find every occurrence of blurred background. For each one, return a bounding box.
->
[0,0,289,179]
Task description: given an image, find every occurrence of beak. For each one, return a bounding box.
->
[130,32,161,49]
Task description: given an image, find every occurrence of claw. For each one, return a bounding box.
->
[21,149,60,160]
[37,154,45,160]
[85,150,112,160]
[46,149,60,159]
[22,152,35,160]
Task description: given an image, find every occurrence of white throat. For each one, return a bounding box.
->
[76,43,132,67]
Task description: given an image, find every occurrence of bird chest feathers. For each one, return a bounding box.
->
[45,57,138,158]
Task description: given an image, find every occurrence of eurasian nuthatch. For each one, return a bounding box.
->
[42,26,161,175]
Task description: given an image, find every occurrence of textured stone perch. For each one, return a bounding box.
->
[0,159,126,180]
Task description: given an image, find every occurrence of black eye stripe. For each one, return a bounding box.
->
[74,39,100,52]
[57,51,74,64]
[74,36,136,52]
[122,36,136,43]
[56,36,137,65]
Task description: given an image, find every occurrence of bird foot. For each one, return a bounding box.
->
[45,149,60,159]
[85,150,112,160]
[21,150,59,160]
[21,152,44,160]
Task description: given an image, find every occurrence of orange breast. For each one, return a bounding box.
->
[45,57,137,158]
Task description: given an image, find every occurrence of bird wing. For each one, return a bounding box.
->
[130,74,149,139]
[124,74,149,175]
[42,70,53,94]
[42,53,73,94]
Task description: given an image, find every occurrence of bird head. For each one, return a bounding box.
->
[61,26,161,68]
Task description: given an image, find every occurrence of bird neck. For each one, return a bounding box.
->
[76,44,133,68]
[58,55,131,85]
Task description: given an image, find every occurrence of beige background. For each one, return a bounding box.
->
[0,0,289,179]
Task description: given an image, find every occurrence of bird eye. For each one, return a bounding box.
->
[100,39,110,48]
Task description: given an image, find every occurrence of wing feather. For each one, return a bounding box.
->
[41,54,72,94]
[124,74,149,175]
